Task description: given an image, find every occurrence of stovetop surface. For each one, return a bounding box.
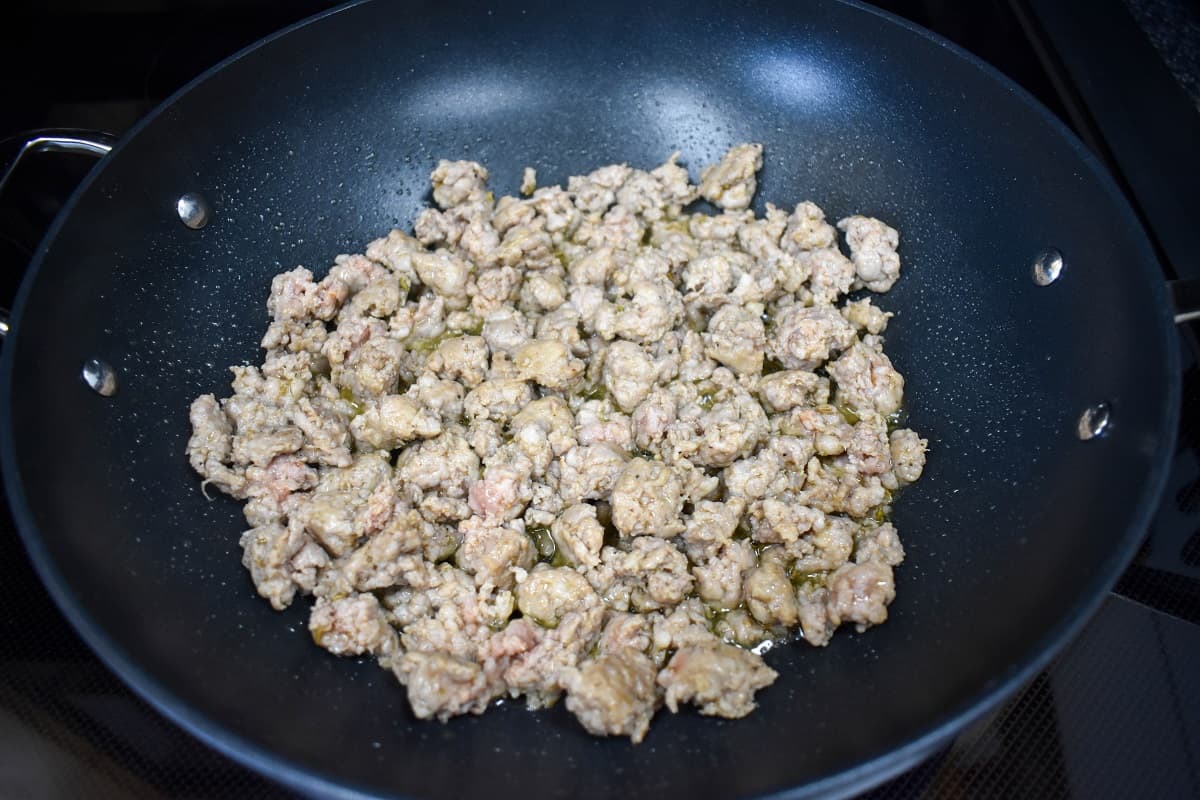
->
[1,1,1198,798]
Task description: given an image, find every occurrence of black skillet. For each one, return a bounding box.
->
[0,0,1181,797]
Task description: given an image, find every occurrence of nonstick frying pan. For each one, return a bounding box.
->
[0,0,1181,797]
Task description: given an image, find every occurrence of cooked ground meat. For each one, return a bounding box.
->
[187,145,925,743]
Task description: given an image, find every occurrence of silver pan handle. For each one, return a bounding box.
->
[0,130,117,339]
[1169,278,1200,324]
[0,131,116,195]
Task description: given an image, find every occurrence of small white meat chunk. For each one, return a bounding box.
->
[520,271,567,312]
[309,593,396,656]
[240,523,329,610]
[431,159,489,209]
[323,516,429,594]
[492,224,555,271]
[757,370,830,413]
[593,280,683,344]
[469,445,535,521]
[512,396,577,458]
[842,298,891,334]
[411,249,472,309]
[514,338,584,391]
[698,143,763,211]
[800,248,856,305]
[562,649,659,743]
[768,304,857,370]
[603,341,659,413]
[350,395,442,451]
[854,522,905,567]
[598,612,653,655]
[827,338,905,416]
[722,450,786,504]
[342,336,406,398]
[569,163,631,214]
[789,515,856,572]
[611,458,685,538]
[665,382,769,468]
[782,201,836,253]
[744,561,801,627]
[827,561,896,630]
[890,428,927,485]
[551,503,605,569]
[396,433,479,498]
[394,651,498,720]
[464,379,535,423]
[456,518,535,589]
[481,307,531,356]
[516,565,599,627]
[568,246,615,287]
[552,444,628,505]
[746,498,825,546]
[714,609,770,649]
[658,641,777,718]
[692,539,756,610]
[187,395,247,495]
[364,229,422,283]
[594,537,694,612]
[297,454,394,556]
[426,335,489,388]
[681,251,735,298]
[631,389,677,452]
[703,304,765,375]
[520,166,537,196]
[838,215,901,293]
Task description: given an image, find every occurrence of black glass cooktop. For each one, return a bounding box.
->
[1,1,1198,797]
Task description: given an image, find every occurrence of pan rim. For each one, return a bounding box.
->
[0,0,1182,798]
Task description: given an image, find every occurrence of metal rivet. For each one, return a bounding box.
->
[1032,248,1064,286]
[82,358,119,396]
[1077,402,1111,440]
[176,192,210,229]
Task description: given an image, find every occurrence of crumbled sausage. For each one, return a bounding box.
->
[394,651,499,721]
[703,304,766,375]
[561,648,659,743]
[190,144,925,740]
[768,304,857,370]
[309,593,397,657]
[350,395,442,451]
[602,340,659,413]
[611,458,685,538]
[782,201,836,254]
[514,338,584,391]
[240,523,329,610]
[698,143,763,210]
[658,641,777,717]
[592,537,694,612]
[515,565,599,627]
[827,561,896,630]
[838,215,901,293]
[890,428,928,485]
[456,517,534,589]
[827,337,905,416]
[842,298,891,334]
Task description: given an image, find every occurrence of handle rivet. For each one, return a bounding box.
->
[1032,248,1064,286]
[177,192,211,229]
[1077,402,1111,440]
[82,358,119,396]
